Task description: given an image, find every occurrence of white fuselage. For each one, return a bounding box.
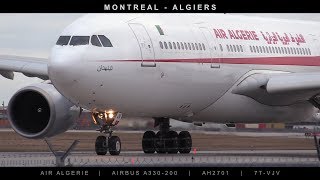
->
[48,14,320,124]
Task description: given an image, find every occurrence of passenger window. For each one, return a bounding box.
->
[173,42,176,49]
[56,36,71,45]
[70,36,90,46]
[259,46,262,53]
[169,42,172,49]
[199,43,202,50]
[177,42,180,50]
[266,46,269,53]
[98,35,113,47]
[308,48,311,55]
[230,45,234,52]
[253,46,256,53]
[91,35,102,47]
[159,41,163,49]
[302,48,305,55]
[233,45,237,52]
[296,48,300,54]
[164,42,168,49]
[275,47,278,54]
[256,46,260,53]
[284,47,287,54]
[272,47,275,53]
[240,45,243,52]
[290,47,293,54]
[219,44,223,51]
[181,42,184,50]
[227,45,230,52]
[188,43,191,50]
[202,43,206,50]
[236,45,240,52]
[184,43,188,50]
[195,43,199,50]
[191,43,195,50]
[269,47,272,53]
[293,47,296,54]
[250,46,253,52]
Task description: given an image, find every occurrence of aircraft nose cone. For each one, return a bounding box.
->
[48,47,83,88]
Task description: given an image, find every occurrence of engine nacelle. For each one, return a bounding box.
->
[8,83,81,139]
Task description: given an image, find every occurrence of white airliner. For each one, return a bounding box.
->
[1,14,320,155]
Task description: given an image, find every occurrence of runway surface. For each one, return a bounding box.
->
[1,150,320,167]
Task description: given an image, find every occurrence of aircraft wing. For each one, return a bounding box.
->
[0,55,48,80]
[232,72,320,106]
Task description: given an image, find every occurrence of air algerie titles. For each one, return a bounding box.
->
[213,28,307,46]
[213,28,259,41]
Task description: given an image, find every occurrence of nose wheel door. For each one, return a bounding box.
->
[129,23,156,67]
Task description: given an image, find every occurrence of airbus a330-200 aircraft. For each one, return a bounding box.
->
[1,14,320,155]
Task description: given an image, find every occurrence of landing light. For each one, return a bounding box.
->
[106,110,114,114]
[108,113,114,119]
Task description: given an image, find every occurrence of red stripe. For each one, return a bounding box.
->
[94,56,320,66]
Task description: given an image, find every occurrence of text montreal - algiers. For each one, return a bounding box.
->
[104,4,216,11]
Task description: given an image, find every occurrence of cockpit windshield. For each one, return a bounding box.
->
[56,35,113,47]
[56,36,71,46]
[98,35,113,47]
[91,35,102,47]
[69,36,90,46]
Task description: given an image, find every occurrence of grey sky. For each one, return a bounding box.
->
[0,13,319,105]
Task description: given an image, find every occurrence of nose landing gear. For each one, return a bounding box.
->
[142,118,192,154]
[92,111,122,156]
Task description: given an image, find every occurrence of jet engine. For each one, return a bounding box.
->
[7,83,81,139]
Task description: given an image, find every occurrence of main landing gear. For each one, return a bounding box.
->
[142,118,192,154]
[92,110,122,156]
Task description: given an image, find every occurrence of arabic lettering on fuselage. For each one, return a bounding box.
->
[212,28,306,46]
[97,65,113,72]
[260,31,306,45]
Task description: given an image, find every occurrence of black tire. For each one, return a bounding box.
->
[178,131,192,154]
[155,131,166,154]
[95,136,107,155]
[142,131,156,154]
[167,131,178,154]
[108,136,121,155]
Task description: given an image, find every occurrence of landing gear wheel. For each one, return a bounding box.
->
[108,136,121,155]
[142,131,156,154]
[178,131,192,154]
[167,131,178,154]
[95,136,107,155]
[155,131,166,154]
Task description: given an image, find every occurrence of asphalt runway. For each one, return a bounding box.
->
[1,150,320,167]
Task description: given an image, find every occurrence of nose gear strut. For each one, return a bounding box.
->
[92,111,122,156]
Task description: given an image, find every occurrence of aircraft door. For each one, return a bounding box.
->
[199,27,221,68]
[129,23,156,67]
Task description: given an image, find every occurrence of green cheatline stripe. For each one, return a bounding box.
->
[155,25,164,35]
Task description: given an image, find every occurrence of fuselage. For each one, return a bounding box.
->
[48,14,320,124]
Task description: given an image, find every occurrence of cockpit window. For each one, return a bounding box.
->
[56,36,71,46]
[91,35,102,47]
[69,36,90,46]
[98,35,113,47]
